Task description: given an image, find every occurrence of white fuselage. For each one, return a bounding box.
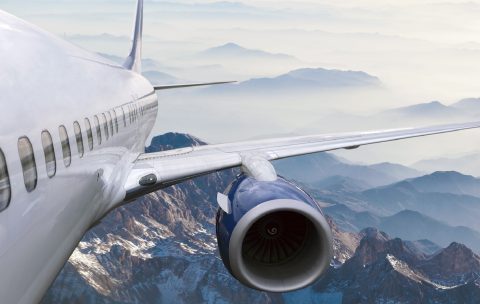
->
[0,10,158,303]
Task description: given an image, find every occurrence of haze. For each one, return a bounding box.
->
[3,0,480,166]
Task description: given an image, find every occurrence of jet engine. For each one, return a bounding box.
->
[215,173,333,292]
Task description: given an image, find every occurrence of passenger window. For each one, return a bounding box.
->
[84,118,94,150]
[18,137,38,192]
[101,113,109,140]
[73,121,84,158]
[41,131,56,178]
[59,125,72,167]
[106,111,114,135]
[121,107,127,127]
[112,109,119,133]
[128,105,133,124]
[94,115,102,145]
[0,149,11,211]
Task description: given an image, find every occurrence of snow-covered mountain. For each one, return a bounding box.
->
[42,133,480,303]
[310,229,480,304]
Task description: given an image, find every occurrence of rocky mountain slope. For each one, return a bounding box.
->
[42,133,480,303]
[42,133,281,304]
[312,229,480,304]
[325,204,480,251]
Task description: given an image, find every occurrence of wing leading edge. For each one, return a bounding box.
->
[124,121,480,200]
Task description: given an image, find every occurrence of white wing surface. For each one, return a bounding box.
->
[124,121,480,200]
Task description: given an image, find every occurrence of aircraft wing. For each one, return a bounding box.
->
[124,121,480,200]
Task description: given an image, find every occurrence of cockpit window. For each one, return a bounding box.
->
[101,113,109,140]
[0,149,11,211]
[94,115,102,145]
[59,125,71,167]
[85,118,94,151]
[18,136,38,192]
[41,130,56,178]
[73,121,84,158]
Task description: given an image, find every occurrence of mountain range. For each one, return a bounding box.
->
[360,174,480,231]
[205,67,382,94]
[274,151,422,189]
[97,48,390,96]
[382,98,480,121]
[192,43,304,77]
[310,228,480,304]
[402,170,480,196]
[414,152,480,177]
[42,133,480,303]
[196,43,298,62]
[326,204,480,251]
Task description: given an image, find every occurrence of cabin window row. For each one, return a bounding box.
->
[0,101,150,212]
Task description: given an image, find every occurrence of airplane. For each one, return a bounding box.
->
[1,0,480,303]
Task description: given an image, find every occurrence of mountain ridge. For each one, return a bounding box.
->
[42,133,480,303]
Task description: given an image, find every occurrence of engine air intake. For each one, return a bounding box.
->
[242,211,313,265]
[216,175,333,292]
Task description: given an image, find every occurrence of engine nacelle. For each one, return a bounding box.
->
[216,174,333,292]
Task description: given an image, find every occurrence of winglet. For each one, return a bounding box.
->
[123,0,143,73]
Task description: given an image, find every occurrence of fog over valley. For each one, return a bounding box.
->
[5,0,480,166]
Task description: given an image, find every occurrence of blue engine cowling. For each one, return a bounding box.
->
[216,173,333,292]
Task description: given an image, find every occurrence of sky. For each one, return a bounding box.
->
[3,0,480,165]
[5,0,480,97]
[5,0,480,100]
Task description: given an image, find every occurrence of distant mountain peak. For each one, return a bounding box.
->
[218,67,382,94]
[420,241,480,279]
[430,170,465,177]
[218,42,243,49]
[198,43,296,61]
[403,170,480,197]
[359,227,390,241]
[351,227,428,268]
[391,209,425,218]
[209,42,245,52]
[146,133,206,153]
[441,242,475,257]
[383,100,453,117]
[452,97,480,109]
[413,152,480,177]
[416,100,445,107]
[285,68,380,86]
